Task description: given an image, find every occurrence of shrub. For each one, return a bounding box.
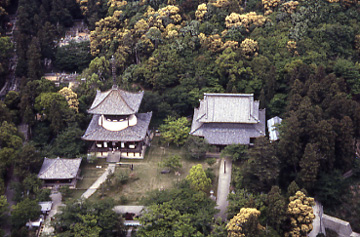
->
[206,158,217,166]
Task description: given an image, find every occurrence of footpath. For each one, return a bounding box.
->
[81,164,116,199]
[214,158,232,221]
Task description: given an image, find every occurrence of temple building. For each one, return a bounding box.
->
[190,93,266,146]
[82,85,152,161]
[38,157,82,188]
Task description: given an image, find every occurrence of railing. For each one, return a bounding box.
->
[89,145,142,153]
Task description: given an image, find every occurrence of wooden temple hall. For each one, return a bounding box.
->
[38,157,82,188]
[82,58,152,161]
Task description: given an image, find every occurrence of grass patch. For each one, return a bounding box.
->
[89,137,220,205]
[65,158,108,201]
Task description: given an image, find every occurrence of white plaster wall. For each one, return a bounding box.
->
[99,115,138,131]
[129,114,137,126]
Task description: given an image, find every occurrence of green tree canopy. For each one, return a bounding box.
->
[159,155,182,172]
[140,181,217,236]
[11,198,41,228]
[159,116,190,146]
[54,198,125,236]
[186,164,211,192]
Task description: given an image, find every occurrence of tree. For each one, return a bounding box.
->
[0,195,8,222]
[58,87,79,113]
[287,181,300,198]
[244,137,279,192]
[227,189,267,220]
[298,143,320,190]
[11,198,41,228]
[226,208,263,237]
[267,186,286,233]
[54,198,125,236]
[186,164,211,192]
[138,202,202,237]
[140,181,217,236]
[0,36,13,86]
[4,91,21,124]
[34,92,73,135]
[70,214,102,237]
[286,191,315,237]
[225,12,267,31]
[0,101,11,123]
[27,37,42,80]
[55,41,93,72]
[159,116,190,146]
[159,155,182,172]
[81,56,110,89]
[240,38,259,58]
[0,121,22,176]
[183,136,209,160]
[221,144,248,162]
[14,143,42,179]
[51,125,86,157]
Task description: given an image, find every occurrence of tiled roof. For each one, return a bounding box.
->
[38,158,82,180]
[196,93,260,124]
[82,112,152,141]
[191,109,266,145]
[88,87,144,115]
[190,93,266,145]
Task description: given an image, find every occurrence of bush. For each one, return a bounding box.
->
[59,186,71,198]
[115,172,129,185]
[158,155,182,172]
[206,158,217,166]
[183,136,209,160]
[221,144,248,162]
[120,196,128,205]
[205,168,215,183]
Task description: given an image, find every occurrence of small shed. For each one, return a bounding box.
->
[39,201,53,214]
[38,157,82,188]
[267,116,282,142]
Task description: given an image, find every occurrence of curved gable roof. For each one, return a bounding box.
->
[88,87,144,115]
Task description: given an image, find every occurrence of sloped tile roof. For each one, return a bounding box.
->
[190,93,266,145]
[82,112,152,141]
[191,109,266,145]
[38,158,82,180]
[88,87,144,115]
[196,93,260,124]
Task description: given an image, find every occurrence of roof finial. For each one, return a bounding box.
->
[111,55,117,89]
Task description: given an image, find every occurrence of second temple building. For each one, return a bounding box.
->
[82,85,152,161]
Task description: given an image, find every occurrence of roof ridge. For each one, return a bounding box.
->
[89,89,113,112]
[57,158,75,176]
[117,89,135,113]
[39,157,53,176]
[189,123,203,135]
[204,93,254,97]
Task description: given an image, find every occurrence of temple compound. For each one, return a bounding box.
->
[190,93,266,147]
[82,85,152,161]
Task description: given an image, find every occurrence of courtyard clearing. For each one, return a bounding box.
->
[87,137,220,204]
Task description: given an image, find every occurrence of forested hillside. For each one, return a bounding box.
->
[0,0,360,236]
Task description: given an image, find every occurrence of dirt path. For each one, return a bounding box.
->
[41,191,63,236]
[214,158,232,221]
[81,164,116,199]
[308,201,325,237]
